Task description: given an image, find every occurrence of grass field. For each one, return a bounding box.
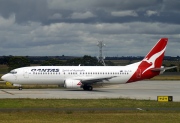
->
[0,65,8,74]
[1,112,180,123]
[0,83,59,89]
[1,99,180,108]
[0,99,180,123]
[151,75,180,80]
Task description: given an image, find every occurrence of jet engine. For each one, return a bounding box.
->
[64,79,82,88]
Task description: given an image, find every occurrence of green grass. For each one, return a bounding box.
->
[0,99,180,123]
[0,112,180,123]
[0,99,179,109]
[0,83,60,89]
[0,65,8,73]
[151,75,180,80]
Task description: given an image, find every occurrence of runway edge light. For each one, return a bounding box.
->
[157,96,173,102]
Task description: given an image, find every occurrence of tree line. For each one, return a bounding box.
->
[2,56,115,71]
[0,56,178,72]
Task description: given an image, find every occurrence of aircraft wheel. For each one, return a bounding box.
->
[88,86,93,91]
[19,87,22,90]
[83,86,88,90]
[83,86,93,91]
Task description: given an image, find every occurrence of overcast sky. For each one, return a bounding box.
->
[0,0,180,57]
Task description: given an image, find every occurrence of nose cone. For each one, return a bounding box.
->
[1,74,16,82]
[1,74,8,81]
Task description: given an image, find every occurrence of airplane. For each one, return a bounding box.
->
[1,38,177,91]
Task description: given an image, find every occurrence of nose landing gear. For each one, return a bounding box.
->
[12,84,22,90]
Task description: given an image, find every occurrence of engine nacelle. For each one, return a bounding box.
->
[64,79,82,88]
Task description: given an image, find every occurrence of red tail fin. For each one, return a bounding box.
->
[143,38,168,68]
[127,38,168,83]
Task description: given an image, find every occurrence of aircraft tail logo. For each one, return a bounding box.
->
[127,38,168,83]
[141,38,168,74]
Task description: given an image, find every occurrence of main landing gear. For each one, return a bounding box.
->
[19,87,22,90]
[83,85,93,91]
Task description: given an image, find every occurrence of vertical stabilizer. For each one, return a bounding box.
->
[127,38,168,83]
[141,38,168,74]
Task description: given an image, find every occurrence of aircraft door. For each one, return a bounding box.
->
[23,68,29,78]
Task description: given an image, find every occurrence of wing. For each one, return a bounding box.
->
[75,76,117,84]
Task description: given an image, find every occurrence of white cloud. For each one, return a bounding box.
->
[111,10,138,17]
[0,14,180,56]
[145,10,159,16]
[0,0,180,57]
[70,11,96,19]
[0,14,16,28]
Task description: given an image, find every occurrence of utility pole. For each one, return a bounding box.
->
[97,41,106,66]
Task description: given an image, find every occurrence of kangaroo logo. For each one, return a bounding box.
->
[77,82,82,85]
[142,46,166,74]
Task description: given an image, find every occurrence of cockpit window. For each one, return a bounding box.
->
[10,70,17,74]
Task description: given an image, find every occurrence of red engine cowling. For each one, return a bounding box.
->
[64,79,82,88]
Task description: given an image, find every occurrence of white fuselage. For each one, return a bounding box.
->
[2,65,138,86]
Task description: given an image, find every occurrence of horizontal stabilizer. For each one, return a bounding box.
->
[151,66,177,74]
[164,66,178,71]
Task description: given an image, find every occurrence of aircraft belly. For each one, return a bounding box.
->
[103,77,128,84]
